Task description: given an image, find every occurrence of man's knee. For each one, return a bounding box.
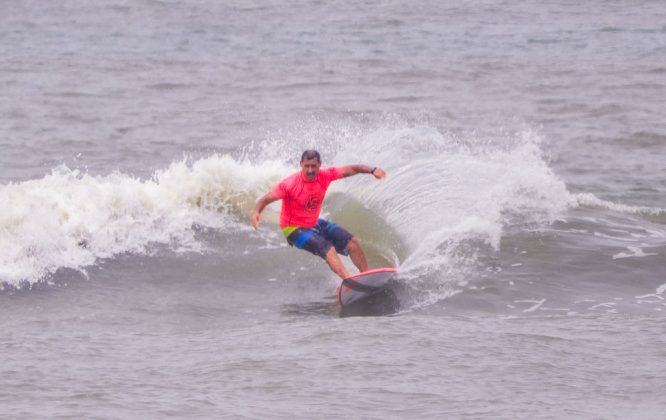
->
[347,237,361,252]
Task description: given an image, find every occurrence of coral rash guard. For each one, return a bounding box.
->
[271,167,344,228]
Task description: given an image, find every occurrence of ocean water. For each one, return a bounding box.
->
[2,1,666,418]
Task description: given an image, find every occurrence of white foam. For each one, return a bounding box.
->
[515,299,546,312]
[657,283,666,295]
[635,294,663,300]
[0,155,291,286]
[594,232,639,242]
[612,246,659,260]
[589,302,616,311]
[575,193,665,216]
[575,299,596,304]
[539,307,570,312]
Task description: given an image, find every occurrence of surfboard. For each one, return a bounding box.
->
[337,267,398,306]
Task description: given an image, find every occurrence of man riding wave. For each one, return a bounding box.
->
[251,149,386,279]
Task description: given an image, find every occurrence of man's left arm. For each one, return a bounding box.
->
[341,165,386,179]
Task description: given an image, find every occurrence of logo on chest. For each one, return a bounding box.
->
[305,196,321,211]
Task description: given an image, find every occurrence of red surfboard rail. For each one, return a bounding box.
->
[344,267,397,279]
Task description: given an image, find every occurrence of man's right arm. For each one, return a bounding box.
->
[251,192,280,230]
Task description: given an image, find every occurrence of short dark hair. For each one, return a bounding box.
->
[300,149,321,162]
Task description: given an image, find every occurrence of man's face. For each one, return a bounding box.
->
[300,157,321,181]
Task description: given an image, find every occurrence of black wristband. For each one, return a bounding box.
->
[370,167,377,174]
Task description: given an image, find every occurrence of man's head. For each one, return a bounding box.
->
[300,149,321,181]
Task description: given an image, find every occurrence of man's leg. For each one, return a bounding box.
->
[346,237,369,273]
[287,226,352,279]
[319,219,370,275]
[324,247,351,279]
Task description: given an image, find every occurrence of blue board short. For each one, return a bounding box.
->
[284,219,353,259]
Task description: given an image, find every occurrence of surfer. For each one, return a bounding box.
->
[251,149,386,280]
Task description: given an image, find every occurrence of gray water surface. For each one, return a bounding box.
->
[2,1,666,418]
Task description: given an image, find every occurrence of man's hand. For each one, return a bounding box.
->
[251,211,262,230]
[251,192,279,230]
[372,168,386,179]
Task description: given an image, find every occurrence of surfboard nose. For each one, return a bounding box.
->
[338,267,398,306]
